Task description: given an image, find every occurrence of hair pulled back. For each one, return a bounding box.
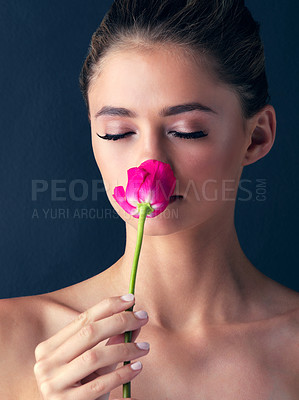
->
[79,0,270,119]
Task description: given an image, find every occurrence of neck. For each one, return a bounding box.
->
[111,211,267,331]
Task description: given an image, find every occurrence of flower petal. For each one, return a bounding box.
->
[112,186,137,215]
[126,167,148,206]
[146,203,168,218]
[112,159,176,218]
[138,160,176,206]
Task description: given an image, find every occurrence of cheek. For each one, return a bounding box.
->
[176,133,244,201]
[92,139,124,194]
[193,132,244,177]
[217,131,245,182]
[92,136,140,205]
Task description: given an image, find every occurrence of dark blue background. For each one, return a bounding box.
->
[0,1,298,298]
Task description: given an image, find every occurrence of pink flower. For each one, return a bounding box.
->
[112,159,176,218]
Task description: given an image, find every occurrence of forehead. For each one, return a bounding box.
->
[88,46,241,118]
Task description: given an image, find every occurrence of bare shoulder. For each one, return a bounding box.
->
[260,281,299,396]
[265,278,299,342]
[0,268,117,398]
[0,263,118,344]
[0,291,80,345]
[0,295,44,398]
[259,273,299,320]
[0,267,116,365]
[0,293,79,399]
[0,296,44,352]
[272,303,299,397]
[280,294,299,354]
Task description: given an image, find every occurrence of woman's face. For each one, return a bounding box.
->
[88,46,253,235]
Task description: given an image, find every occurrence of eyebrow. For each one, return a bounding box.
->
[94,102,218,119]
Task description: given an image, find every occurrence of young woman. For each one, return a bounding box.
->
[1,1,298,399]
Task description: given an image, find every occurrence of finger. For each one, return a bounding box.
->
[70,361,143,400]
[53,341,150,390]
[105,327,142,346]
[95,327,142,377]
[49,309,148,366]
[35,295,135,361]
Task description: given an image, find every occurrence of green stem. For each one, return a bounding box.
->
[123,203,153,399]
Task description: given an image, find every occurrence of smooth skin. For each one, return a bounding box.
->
[34,295,148,400]
[0,45,299,400]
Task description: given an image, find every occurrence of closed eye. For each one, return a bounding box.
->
[96,132,135,140]
[96,130,208,141]
[168,130,208,139]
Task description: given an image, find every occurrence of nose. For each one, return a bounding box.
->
[135,126,172,168]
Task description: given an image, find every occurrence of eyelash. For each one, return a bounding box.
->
[96,130,208,141]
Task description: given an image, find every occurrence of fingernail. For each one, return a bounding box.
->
[134,310,148,319]
[131,361,142,370]
[136,342,150,350]
[121,293,135,302]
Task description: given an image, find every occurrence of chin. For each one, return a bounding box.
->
[123,206,200,237]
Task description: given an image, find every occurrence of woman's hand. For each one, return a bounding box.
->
[34,294,150,400]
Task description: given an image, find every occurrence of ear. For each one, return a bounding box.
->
[242,105,276,166]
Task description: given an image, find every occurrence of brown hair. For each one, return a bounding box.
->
[79,0,270,119]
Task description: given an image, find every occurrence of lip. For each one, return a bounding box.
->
[169,195,184,204]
